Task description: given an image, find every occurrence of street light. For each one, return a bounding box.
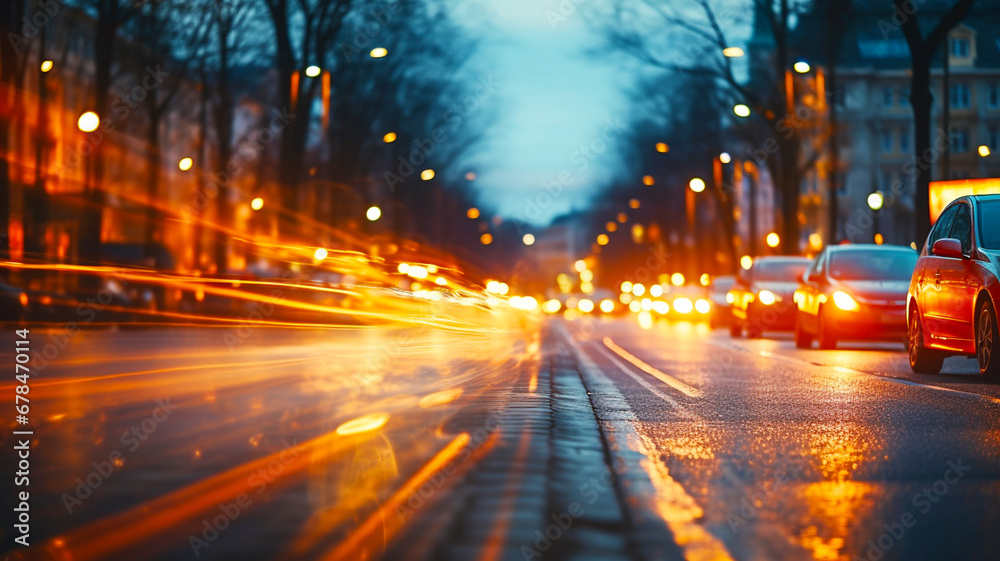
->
[420,169,435,180]
[979,145,991,157]
[689,178,706,193]
[305,65,321,78]
[467,207,480,219]
[655,142,669,153]
[719,152,731,164]
[480,233,493,245]
[77,111,100,132]
[629,198,640,209]
[723,47,744,58]
[766,232,780,248]
[523,233,535,245]
[793,61,811,73]
[40,60,53,73]
[251,197,264,210]
[366,206,381,221]
[642,175,655,186]
[314,248,328,261]
[740,255,753,270]
[733,104,750,118]
[383,132,397,143]
[465,172,477,180]
[178,157,193,171]
[597,234,609,246]
[370,47,388,58]
[867,192,884,211]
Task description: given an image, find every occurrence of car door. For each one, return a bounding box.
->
[917,203,960,341]
[937,202,976,345]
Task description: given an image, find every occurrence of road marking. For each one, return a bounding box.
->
[590,344,694,417]
[710,340,1000,406]
[603,337,704,398]
[574,349,735,561]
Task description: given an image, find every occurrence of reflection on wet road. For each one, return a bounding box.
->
[571,317,1000,561]
[4,315,1000,561]
[0,323,539,561]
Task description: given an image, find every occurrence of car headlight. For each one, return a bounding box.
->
[673,297,693,314]
[695,299,711,314]
[757,289,776,305]
[832,291,860,311]
[725,291,735,304]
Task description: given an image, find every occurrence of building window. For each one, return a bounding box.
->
[899,129,910,152]
[881,87,894,107]
[881,130,894,153]
[989,84,999,109]
[950,83,971,109]
[989,126,999,150]
[950,128,969,152]
[899,86,910,107]
[950,37,970,58]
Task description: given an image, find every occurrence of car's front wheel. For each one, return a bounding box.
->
[976,299,1000,378]
[794,312,813,349]
[817,307,837,350]
[909,309,943,374]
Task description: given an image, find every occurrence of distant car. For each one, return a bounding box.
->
[907,194,1000,377]
[794,244,917,349]
[664,284,711,321]
[730,256,811,338]
[707,275,735,328]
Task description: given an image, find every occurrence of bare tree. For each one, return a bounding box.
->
[598,0,825,254]
[129,0,212,260]
[893,0,977,246]
[262,0,355,228]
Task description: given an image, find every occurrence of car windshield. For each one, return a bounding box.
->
[754,260,808,282]
[978,200,1000,250]
[709,277,734,294]
[828,249,917,281]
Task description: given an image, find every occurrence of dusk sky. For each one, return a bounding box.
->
[457,0,637,227]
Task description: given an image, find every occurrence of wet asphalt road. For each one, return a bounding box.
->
[4,316,1000,561]
[568,316,1000,561]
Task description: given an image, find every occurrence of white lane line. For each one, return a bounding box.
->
[603,337,705,398]
[574,350,736,561]
[709,339,1000,406]
[589,343,695,418]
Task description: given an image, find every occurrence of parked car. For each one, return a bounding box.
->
[730,256,811,338]
[794,244,917,349]
[707,275,735,329]
[908,194,1000,377]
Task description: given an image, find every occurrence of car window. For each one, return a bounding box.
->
[928,204,960,252]
[804,250,824,281]
[828,249,918,281]
[949,203,973,255]
[978,200,1000,249]
[753,260,809,282]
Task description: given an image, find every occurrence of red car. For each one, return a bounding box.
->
[794,244,917,349]
[729,256,811,338]
[907,194,1000,377]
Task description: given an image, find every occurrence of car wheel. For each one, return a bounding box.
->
[908,309,943,375]
[729,316,742,338]
[817,307,837,350]
[976,299,1000,378]
[794,312,813,349]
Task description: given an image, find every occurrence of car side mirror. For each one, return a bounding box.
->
[932,238,964,259]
